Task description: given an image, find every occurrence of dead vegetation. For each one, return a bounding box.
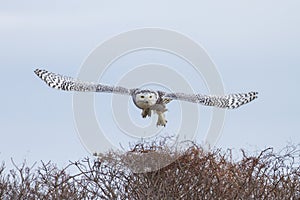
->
[1,140,299,199]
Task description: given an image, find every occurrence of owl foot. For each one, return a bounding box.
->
[156,111,167,127]
[141,108,151,118]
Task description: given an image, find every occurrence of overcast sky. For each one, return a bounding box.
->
[1,0,299,169]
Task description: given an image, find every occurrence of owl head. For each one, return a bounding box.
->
[133,90,158,109]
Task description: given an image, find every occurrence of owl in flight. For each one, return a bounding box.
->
[34,69,258,127]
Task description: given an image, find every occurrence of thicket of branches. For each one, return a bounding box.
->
[1,140,299,199]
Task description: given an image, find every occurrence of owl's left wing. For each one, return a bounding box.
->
[163,91,258,109]
[34,69,134,95]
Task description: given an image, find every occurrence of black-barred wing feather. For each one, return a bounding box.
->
[34,69,133,95]
[164,92,258,109]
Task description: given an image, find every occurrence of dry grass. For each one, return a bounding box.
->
[1,139,299,199]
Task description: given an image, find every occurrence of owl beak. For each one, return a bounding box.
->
[145,101,149,104]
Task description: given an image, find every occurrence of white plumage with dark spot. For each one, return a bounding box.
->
[34,69,258,127]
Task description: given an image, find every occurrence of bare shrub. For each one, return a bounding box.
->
[0,140,299,199]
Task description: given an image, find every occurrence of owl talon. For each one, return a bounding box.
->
[142,108,151,118]
[156,119,167,127]
[156,112,167,127]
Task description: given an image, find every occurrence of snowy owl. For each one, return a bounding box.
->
[34,69,258,127]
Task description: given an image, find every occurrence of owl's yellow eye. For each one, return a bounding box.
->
[149,95,152,98]
[140,95,144,98]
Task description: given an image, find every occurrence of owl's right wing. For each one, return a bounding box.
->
[164,91,258,109]
[34,69,134,95]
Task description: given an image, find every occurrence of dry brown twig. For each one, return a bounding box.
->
[0,140,299,199]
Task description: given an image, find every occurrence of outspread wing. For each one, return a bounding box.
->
[164,91,258,109]
[34,69,134,95]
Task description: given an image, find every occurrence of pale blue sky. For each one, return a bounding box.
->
[1,0,299,168]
